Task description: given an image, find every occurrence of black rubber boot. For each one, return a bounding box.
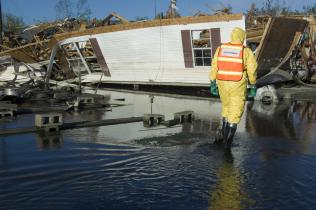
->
[224,123,237,149]
[214,118,227,145]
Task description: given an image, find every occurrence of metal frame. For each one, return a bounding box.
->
[45,45,58,88]
[74,42,92,74]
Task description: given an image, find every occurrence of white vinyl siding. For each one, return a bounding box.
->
[61,17,245,85]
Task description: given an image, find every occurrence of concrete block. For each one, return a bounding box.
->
[174,111,194,123]
[143,114,165,127]
[35,113,63,132]
[76,96,95,104]
[73,95,98,111]
[0,110,14,118]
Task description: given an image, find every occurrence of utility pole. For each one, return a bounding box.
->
[167,0,177,18]
[154,0,157,18]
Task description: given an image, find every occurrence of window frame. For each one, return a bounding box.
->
[190,29,212,67]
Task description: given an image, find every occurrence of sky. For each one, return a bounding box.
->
[2,0,315,25]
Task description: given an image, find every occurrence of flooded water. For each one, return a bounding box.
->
[1,89,316,210]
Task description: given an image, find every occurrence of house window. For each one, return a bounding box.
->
[191,30,212,66]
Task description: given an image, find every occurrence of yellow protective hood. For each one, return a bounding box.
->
[230,27,245,44]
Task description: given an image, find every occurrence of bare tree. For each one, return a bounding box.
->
[55,0,73,19]
[55,0,91,21]
[3,13,25,33]
[76,0,91,21]
[260,0,290,16]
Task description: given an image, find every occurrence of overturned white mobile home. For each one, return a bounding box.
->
[46,14,245,86]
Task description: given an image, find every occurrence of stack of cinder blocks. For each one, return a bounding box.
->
[143,111,195,127]
[174,111,194,124]
[74,95,96,110]
[143,114,165,127]
[35,113,63,132]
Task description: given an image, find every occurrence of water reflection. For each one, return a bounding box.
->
[64,90,224,145]
[209,159,249,210]
[289,101,316,141]
[0,139,8,167]
[246,100,316,160]
[247,100,316,141]
[64,109,105,143]
[35,132,63,150]
[1,89,316,210]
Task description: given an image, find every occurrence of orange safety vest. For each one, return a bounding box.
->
[216,43,244,81]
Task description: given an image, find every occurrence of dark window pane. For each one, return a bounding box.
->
[194,50,202,57]
[203,49,212,57]
[195,58,203,66]
[53,116,60,124]
[204,58,211,66]
[42,117,49,125]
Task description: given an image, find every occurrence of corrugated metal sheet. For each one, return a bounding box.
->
[54,14,244,42]
[256,17,307,78]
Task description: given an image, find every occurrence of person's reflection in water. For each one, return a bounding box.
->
[208,152,254,210]
[0,138,8,167]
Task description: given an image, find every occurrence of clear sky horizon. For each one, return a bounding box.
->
[2,0,315,25]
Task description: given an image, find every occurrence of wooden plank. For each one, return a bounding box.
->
[0,117,143,136]
[0,40,49,56]
[255,18,272,61]
[181,30,193,68]
[54,14,244,43]
[55,48,73,78]
[89,38,111,76]
[0,127,38,136]
[61,117,143,130]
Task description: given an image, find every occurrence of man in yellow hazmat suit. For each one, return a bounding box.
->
[209,27,257,149]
